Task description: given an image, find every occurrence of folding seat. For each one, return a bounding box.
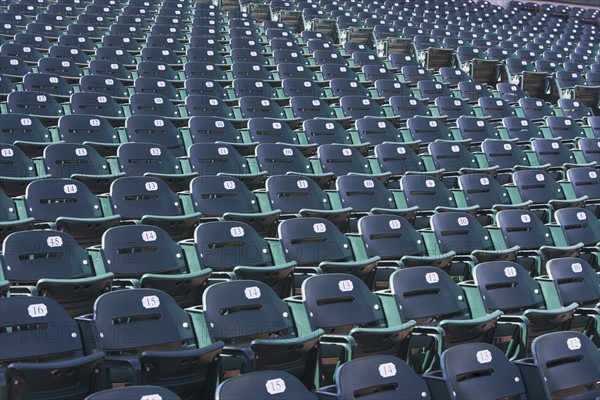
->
[238,96,299,127]
[150,25,186,41]
[557,98,594,121]
[318,64,360,82]
[588,116,600,138]
[2,228,114,316]
[517,331,600,399]
[188,142,266,190]
[188,175,279,236]
[284,273,414,385]
[186,280,321,385]
[136,61,183,82]
[458,172,530,215]
[93,224,210,308]
[86,386,181,400]
[578,138,600,165]
[317,143,388,181]
[339,95,395,123]
[126,115,185,157]
[478,97,517,121]
[0,296,105,398]
[457,81,493,104]
[0,112,53,159]
[255,143,332,187]
[381,266,502,372]
[22,72,73,101]
[78,288,223,397]
[140,47,187,66]
[517,97,556,122]
[216,371,317,400]
[93,48,136,68]
[184,62,231,83]
[128,93,188,124]
[145,35,186,53]
[351,52,384,69]
[387,96,432,122]
[586,71,600,87]
[387,53,419,70]
[353,118,402,146]
[48,45,91,66]
[107,176,201,240]
[554,208,600,263]
[495,82,528,104]
[405,116,454,145]
[132,76,181,102]
[41,143,122,194]
[545,116,588,142]
[496,208,584,272]
[433,96,476,122]
[540,257,599,316]
[289,96,347,125]
[5,91,64,126]
[108,23,145,41]
[415,80,453,104]
[335,175,417,225]
[456,116,501,144]
[185,48,227,67]
[276,63,316,80]
[0,43,43,65]
[230,48,272,67]
[530,139,583,171]
[424,343,528,399]
[314,355,430,399]
[189,219,292,294]
[13,32,52,51]
[327,78,370,99]
[68,92,127,127]
[272,49,310,67]
[400,65,435,86]
[116,142,194,191]
[500,116,543,142]
[88,60,134,82]
[100,35,142,53]
[302,118,364,152]
[281,78,323,98]
[534,59,560,74]
[428,140,497,181]
[565,167,599,209]
[0,185,34,239]
[468,260,578,357]
[439,67,472,87]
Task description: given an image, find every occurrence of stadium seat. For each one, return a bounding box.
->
[77,288,223,398]
[107,176,200,240]
[0,296,105,399]
[424,343,528,399]
[85,386,181,400]
[216,371,317,400]
[516,331,600,399]
[188,280,322,386]
[314,355,431,399]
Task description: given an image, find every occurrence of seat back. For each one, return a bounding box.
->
[428,141,479,172]
[441,343,527,399]
[93,288,197,352]
[125,115,184,157]
[566,167,599,199]
[458,173,512,208]
[481,139,530,169]
[101,224,186,277]
[188,143,250,176]
[0,143,37,178]
[513,169,566,204]
[25,178,103,221]
[194,221,273,269]
[117,142,181,176]
[431,212,495,254]
[303,118,352,146]
[554,208,600,247]
[531,332,600,397]
[70,92,123,118]
[109,176,182,218]
[42,143,109,178]
[190,175,258,216]
[255,143,312,176]
[473,261,544,313]
[407,116,454,143]
[203,280,294,342]
[336,175,395,211]
[216,371,317,400]
[400,174,456,210]
[265,175,331,213]
[301,273,386,333]
[390,267,470,322]
[317,144,372,176]
[546,257,599,307]
[7,91,64,117]
[334,355,431,400]
[2,229,92,282]
[23,72,72,97]
[278,217,353,265]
